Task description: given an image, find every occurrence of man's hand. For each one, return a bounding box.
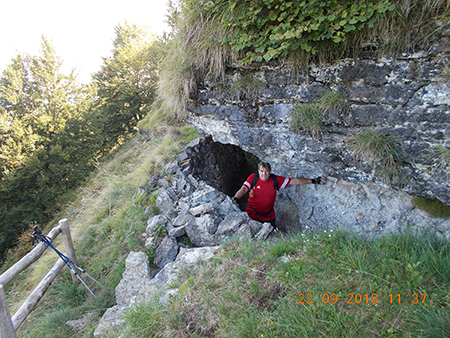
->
[312,177,327,185]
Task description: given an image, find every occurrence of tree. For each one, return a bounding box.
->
[0,37,96,262]
[93,22,162,148]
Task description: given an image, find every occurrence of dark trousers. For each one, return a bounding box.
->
[267,219,276,229]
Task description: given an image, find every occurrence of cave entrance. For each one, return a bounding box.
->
[186,136,259,205]
[184,136,301,232]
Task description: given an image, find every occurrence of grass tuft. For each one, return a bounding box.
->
[349,129,403,179]
[290,90,349,137]
[430,144,450,175]
[228,73,267,99]
[4,127,197,337]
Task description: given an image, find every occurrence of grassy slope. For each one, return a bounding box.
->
[124,230,450,338]
[2,126,198,337]
[2,124,449,338]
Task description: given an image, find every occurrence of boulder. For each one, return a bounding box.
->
[154,237,179,269]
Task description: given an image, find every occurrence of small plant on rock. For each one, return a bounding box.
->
[290,90,349,137]
[349,129,403,179]
[431,144,450,175]
[228,73,267,99]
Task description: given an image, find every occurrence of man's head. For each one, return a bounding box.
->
[258,162,271,182]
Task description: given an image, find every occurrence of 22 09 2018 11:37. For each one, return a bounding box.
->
[298,293,427,305]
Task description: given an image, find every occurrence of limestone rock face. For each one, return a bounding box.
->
[187,55,450,206]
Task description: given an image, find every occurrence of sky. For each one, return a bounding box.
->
[0,0,171,83]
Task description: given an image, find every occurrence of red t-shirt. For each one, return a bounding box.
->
[244,174,291,222]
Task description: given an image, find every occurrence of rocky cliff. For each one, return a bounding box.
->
[186,51,450,238]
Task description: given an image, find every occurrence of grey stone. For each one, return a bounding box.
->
[95,246,220,337]
[218,196,241,218]
[236,224,253,239]
[156,190,174,214]
[173,213,194,227]
[66,312,96,331]
[115,252,154,307]
[144,236,156,248]
[159,288,179,307]
[185,54,450,236]
[185,215,219,246]
[216,212,249,236]
[247,219,264,237]
[196,214,221,235]
[146,214,168,233]
[164,161,180,175]
[152,246,220,286]
[169,225,186,238]
[191,183,224,207]
[154,237,179,269]
[255,223,274,240]
[94,305,127,337]
[189,202,218,216]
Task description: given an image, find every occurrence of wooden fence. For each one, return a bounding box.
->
[0,219,77,337]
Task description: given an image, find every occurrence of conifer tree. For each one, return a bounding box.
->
[0,37,94,262]
[93,22,161,148]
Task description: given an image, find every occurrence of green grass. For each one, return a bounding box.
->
[159,0,450,121]
[290,102,324,136]
[350,129,403,180]
[1,126,199,338]
[122,229,450,337]
[228,73,267,99]
[2,122,448,338]
[431,145,450,174]
[290,90,349,136]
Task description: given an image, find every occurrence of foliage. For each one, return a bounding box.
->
[212,0,395,65]
[4,129,188,337]
[137,99,183,136]
[349,129,403,179]
[158,0,235,117]
[413,196,450,218]
[0,38,98,262]
[160,0,450,117]
[123,229,450,337]
[92,22,163,149]
[290,90,349,136]
[0,23,163,263]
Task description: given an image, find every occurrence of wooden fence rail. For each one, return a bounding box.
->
[0,219,77,337]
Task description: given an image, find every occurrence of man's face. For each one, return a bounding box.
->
[259,166,271,182]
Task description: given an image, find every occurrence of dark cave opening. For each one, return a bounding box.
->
[185,136,259,205]
[184,136,301,232]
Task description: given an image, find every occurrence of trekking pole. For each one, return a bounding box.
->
[32,226,106,298]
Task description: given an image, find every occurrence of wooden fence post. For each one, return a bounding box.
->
[0,225,62,288]
[0,284,17,338]
[59,219,78,283]
[11,259,66,331]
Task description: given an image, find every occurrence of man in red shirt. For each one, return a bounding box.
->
[232,162,326,229]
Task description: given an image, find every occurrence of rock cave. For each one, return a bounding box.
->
[183,136,303,232]
[184,135,259,207]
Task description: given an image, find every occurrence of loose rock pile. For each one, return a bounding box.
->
[93,140,275,337]
[145,149,275,266]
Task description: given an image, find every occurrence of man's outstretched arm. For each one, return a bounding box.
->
[289,177,327,186]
